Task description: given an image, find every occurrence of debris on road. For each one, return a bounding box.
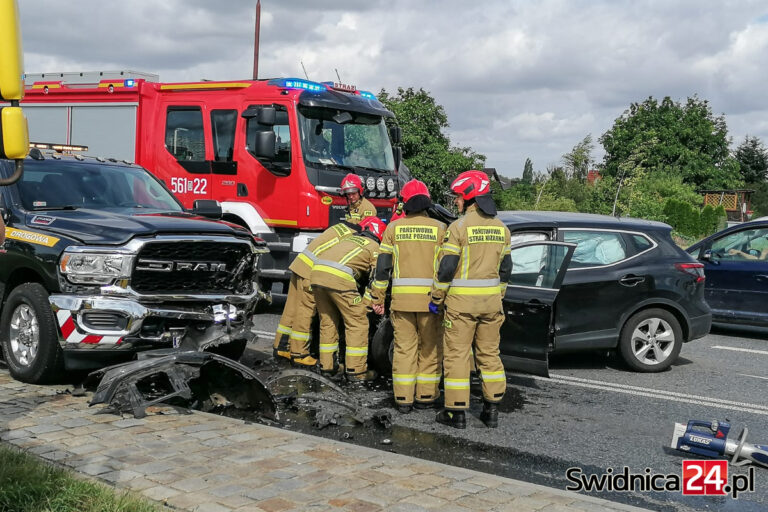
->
[87,350,278,420]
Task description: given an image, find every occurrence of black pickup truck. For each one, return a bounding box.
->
[0,150,268,383]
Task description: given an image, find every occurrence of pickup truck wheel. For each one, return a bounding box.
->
[0,283,63,383]
[369,316,394,374]
[618,308,682,373]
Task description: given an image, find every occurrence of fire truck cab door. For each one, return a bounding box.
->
[161,104,212,206]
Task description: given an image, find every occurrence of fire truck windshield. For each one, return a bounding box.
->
[18,161,183,213]
[297,106,395,173]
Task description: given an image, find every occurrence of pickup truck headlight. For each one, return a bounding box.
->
[59,253,134,285]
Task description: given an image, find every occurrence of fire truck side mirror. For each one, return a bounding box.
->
[393,146,402,172]
[242,106,276,126]
[252,131,276,159]
[389,126,402,145]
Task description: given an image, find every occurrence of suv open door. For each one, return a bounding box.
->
[500,241,575,377]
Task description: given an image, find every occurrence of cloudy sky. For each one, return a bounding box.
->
[18,0,768,178]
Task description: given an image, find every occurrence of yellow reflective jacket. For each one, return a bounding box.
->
[289,223,358,279]
[431,203,512,314]
[310,234,379,292]
[369,212,446,312]
[346,197,377,224]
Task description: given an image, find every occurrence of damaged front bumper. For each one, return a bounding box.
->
[51,291,266,370]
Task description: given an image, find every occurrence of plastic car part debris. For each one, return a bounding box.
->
[87,350,278,420]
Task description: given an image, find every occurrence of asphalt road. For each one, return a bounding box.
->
[247,300,768,512]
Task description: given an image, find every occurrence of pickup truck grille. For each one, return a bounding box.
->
[131,241,254,295]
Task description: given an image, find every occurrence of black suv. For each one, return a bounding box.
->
[0,151,267,383]
[370,211,711,375]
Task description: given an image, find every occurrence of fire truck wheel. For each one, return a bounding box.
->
[205,338,248,362]
[0,283,63,384]
[369,316,393,374]
[618,308,682,373]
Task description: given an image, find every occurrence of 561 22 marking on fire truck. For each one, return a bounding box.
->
[170,177,208,195]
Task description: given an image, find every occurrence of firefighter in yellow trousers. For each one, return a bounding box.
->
[310,216,385,380]
[273,222,360,364]
[430,170,512,429]
[369,180,446,413]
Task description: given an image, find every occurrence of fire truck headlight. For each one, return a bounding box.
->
[366,177,376,191]
[376,178,385,192]
[60,252,134,284]
[386,178,395,192]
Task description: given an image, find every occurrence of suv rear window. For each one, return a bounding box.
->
[563,230,627,267]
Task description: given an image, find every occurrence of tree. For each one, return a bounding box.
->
[522,158,534,184]
[734,135,768,184]
[562,135,593,182]
[599,96,741,189]
[378,87,485,198]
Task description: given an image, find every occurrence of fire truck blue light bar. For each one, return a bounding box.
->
[359,91,376,100]
[268,78,326,92]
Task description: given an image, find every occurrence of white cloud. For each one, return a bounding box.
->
[17,0,768,177]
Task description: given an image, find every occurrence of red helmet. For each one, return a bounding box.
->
[359,216,386,242]
[341,173,363,195]
[400,179,430,203]
[450,170,491,200]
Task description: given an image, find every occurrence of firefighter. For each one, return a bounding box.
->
[341,173,377,224]
[310,216,385,380]
[369,180,446,414]
[430,170,512,429]
[273,221,361,365]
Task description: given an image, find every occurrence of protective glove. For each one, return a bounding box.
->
[428,302,440,315]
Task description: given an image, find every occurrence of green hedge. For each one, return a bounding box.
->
[663,199,726,238]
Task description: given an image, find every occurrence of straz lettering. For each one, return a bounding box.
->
[467,226,505,244]
[395,225,438,242]
[347,236,371,247]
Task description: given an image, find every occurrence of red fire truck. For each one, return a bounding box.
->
[21,71,401,293]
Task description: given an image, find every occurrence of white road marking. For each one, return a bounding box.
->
[738,373,768,381]
[712,345,768,356]
[509,372,768,416]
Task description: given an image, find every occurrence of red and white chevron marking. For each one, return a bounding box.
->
[55,310,122,345]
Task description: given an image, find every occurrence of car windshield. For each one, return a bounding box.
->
[297,106,395,172]
[18,162,183,212]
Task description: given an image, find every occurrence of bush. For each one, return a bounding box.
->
[663,198,701,237]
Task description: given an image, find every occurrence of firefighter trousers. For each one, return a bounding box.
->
[391,310,443,406]
[286,276,316,359]
[442,308,506,410]
[313,287,370,375]
[274,274,305,354]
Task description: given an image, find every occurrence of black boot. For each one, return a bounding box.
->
[436,409,466,429]
[396,404,413,414]
[480,401,499,428]
[414,401,438,410]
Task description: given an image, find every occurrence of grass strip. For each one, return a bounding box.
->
[0,445,160,512]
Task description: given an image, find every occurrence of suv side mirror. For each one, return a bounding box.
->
[252,131,276,159]
[192,199,222,220]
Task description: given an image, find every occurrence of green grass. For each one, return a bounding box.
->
[0,445,160,512]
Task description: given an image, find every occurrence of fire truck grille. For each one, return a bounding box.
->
[131,241,254,295]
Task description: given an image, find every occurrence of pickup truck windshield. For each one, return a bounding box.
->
[298,106,395,173]
[17,162,183,212]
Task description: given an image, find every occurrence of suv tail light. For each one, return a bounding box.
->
[675,262,705,282]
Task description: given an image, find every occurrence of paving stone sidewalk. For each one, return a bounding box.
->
[0,369,649,512]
